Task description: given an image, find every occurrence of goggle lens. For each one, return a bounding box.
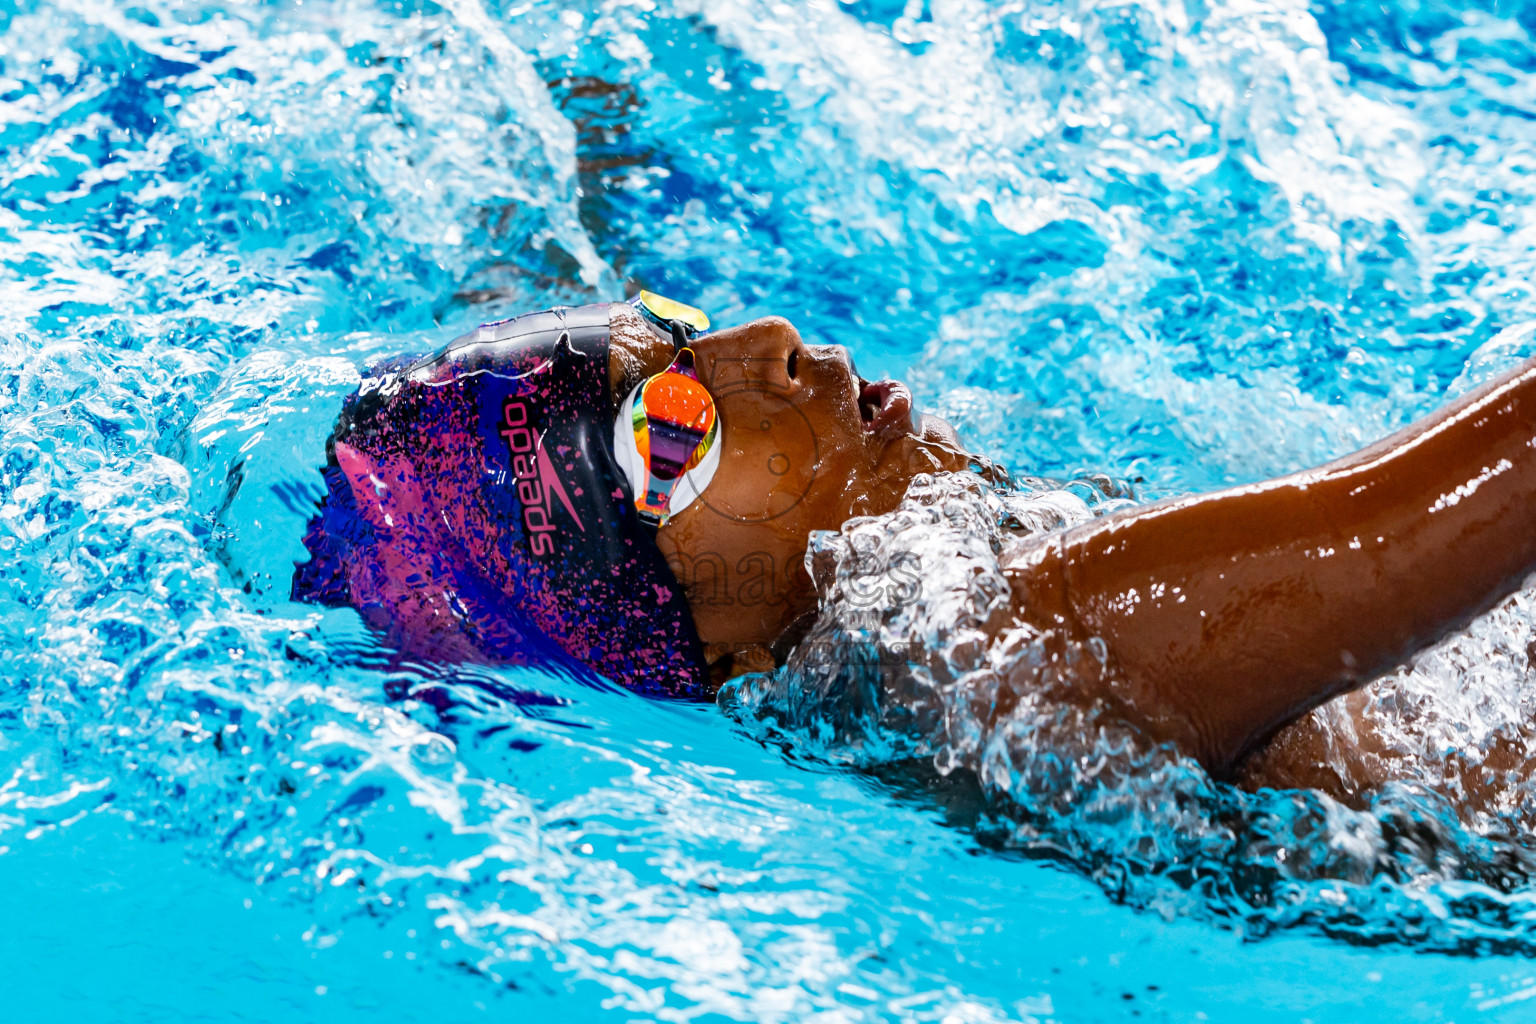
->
[634,289,711,336]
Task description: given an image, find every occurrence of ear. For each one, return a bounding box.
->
[704,642,777,690]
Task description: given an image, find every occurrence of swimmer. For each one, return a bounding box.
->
[292,295,1536,785]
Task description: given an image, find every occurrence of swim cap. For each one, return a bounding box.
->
[291,303,709,698]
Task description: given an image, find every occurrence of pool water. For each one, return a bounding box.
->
[7,0,1536,1020]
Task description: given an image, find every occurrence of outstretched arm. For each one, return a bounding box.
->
[1006,356,1536,776]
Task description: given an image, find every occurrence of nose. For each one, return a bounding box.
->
[691,316,803,393]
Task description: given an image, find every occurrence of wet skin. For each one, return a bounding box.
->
[1005,356,1536,777]
[613,305,1536,780]
[608,304,975,675]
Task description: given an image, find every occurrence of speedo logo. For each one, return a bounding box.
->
[500,398,585,557]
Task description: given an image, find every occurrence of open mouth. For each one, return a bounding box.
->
[857,376,915,433]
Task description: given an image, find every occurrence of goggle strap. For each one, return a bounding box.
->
[669,318,690,351]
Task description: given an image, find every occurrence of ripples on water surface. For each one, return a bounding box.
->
[8,0,1536,1019]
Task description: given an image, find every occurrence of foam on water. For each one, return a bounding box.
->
[7,0,1536,1018]
[726,470,1536,952]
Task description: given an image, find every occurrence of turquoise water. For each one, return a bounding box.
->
[8,0,1536,1019]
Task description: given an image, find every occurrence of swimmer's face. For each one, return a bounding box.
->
[640,314,974,650]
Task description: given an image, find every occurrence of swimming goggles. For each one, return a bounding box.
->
[632,289,710,339]
[614,291,720,527]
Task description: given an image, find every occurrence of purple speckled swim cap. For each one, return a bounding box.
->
[291,303,709,698]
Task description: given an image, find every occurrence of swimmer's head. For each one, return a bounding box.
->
[299,295,979,695]
[609,305,976,665]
